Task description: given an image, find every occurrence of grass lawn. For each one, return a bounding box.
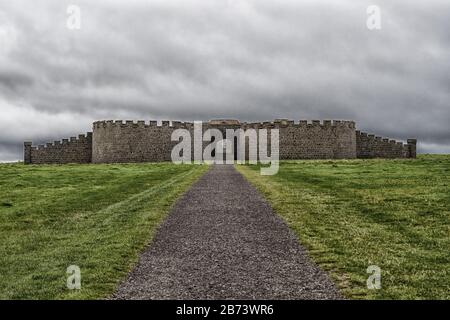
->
[236,155,450,299]
[0,162,208,299]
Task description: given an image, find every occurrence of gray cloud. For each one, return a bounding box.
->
[0,0,449,161]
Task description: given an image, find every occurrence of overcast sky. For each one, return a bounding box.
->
[0,0,449,161]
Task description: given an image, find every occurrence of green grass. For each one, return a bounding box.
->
[0,162,208,299]
[236,155,450,299]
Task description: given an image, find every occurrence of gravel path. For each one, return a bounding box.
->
[112,165,342,299]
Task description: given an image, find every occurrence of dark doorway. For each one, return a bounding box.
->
[234,136,238,161]
[211,136,216,158]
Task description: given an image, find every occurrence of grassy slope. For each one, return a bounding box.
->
[0,163,208,299]
[236,155,450,299]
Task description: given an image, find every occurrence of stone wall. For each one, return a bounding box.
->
[24,119,417,164]
[275,120,356,159]
[356,131,416,158]
[24,133,92,164]
[92,121,181,163]
[91,119,357,163]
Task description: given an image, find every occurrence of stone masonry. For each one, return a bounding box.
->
[23,119,417,164]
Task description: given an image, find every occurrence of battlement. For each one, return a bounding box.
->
[92,119,356,130]
[24,132,92,164]
[24,118,416,164]
[241,119,356,129]
[356,130,416,159]
[30,132,93,151]
[93,120,200,129]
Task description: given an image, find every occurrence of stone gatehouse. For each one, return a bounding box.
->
[23,119,417,164]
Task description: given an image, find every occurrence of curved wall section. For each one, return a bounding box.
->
[92,119,358,163]
[275,120,356,159]
[92,121,181,163]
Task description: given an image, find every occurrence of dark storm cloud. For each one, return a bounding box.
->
[0,70,34,92]
[0,0,449,161]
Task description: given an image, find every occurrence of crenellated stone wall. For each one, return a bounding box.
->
[356,131,416,159]
[24,133,92,164]
[23,119,417,164]
[91,119,357,163]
